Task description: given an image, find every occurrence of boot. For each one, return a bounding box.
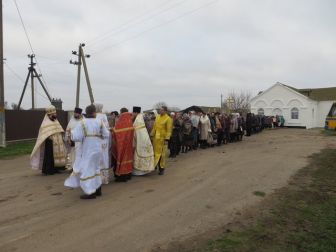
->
[95,186,102,197]
[158,168,165,175]
[80,193,96,199]
[115,176,128,182]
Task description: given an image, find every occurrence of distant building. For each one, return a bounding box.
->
[181,105,221,114]
[51,98,63,110]
[250,82,336,128]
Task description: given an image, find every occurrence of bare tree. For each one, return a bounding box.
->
[153,101,168,110]
[223,90,251,115]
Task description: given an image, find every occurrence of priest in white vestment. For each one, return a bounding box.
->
[65,107,83,170]
[94,103,112,184]
[64,105,109,199]
[132,106,155,176]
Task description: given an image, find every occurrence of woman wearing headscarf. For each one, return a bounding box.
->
[181,114,193,153]
[199,112,211,149]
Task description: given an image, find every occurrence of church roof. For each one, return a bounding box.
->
[181,105,221,113]
[283,84,336,101]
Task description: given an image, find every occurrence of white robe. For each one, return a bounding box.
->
[199,115,211,140]
[133,114,155,176]
[96,113,112,184]
[65,117,82,169]
[64,118,109,195]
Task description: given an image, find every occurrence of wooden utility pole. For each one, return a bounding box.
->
[70,43,94,108]
[0,0,6,147]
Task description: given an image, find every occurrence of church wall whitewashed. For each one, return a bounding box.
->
[250,83,333,129]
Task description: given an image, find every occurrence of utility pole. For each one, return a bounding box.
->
[18,54,52,110]
[220,93,223,112]
[30,55,35,109]
[0,0,6,147]
[70,43,94,108]
[74,44,81,108]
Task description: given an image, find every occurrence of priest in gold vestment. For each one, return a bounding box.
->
[132,106,155,176]
[30,106,67,175]
[150,106,172,175]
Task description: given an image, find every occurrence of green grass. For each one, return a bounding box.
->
[0,141,35,159]
[322,129,336,136]
[206,148,336,252]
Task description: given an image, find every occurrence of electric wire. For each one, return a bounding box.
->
[88,0,189,48]
[12,0,52,95]
[92,0,220,55]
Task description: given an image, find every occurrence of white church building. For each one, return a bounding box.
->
[250,82,336,129]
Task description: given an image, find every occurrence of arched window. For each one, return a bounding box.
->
[257,108,264,116]
[272,108,282,116]
[291,107,299,119]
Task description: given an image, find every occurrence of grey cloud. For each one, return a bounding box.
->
[3,0,336,111]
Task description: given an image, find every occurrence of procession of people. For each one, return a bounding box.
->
[30,104,266,200]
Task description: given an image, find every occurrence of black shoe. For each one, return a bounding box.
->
[158,168,165,175]
[95,187,102,197]
[115,176,128,182]
[80,193,96,199]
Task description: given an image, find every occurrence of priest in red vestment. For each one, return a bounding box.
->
[112,108,134,182]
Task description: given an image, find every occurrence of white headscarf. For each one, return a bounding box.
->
[94,102,103,113]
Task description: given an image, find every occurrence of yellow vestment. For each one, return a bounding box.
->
[31,114,66,170]
[150,114,172,169]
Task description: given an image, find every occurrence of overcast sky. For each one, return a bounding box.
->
[3,0,336,111]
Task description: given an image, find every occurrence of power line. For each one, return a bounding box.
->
[88,0,189,48]
[3,61,24,82]
[87,0,175,45]
[12,0,34,55]
[38,55,65,64]
[12,0,51,95]
[92,0,220,55]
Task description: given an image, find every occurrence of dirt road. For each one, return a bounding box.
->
[0,129,333,252]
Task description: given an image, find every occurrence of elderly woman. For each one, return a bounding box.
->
[199,112,211,149]
[229,113,239,142]
[169,112,182,158]
[181,114,193,153]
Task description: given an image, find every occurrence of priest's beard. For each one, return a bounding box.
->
[48,115,57,121]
